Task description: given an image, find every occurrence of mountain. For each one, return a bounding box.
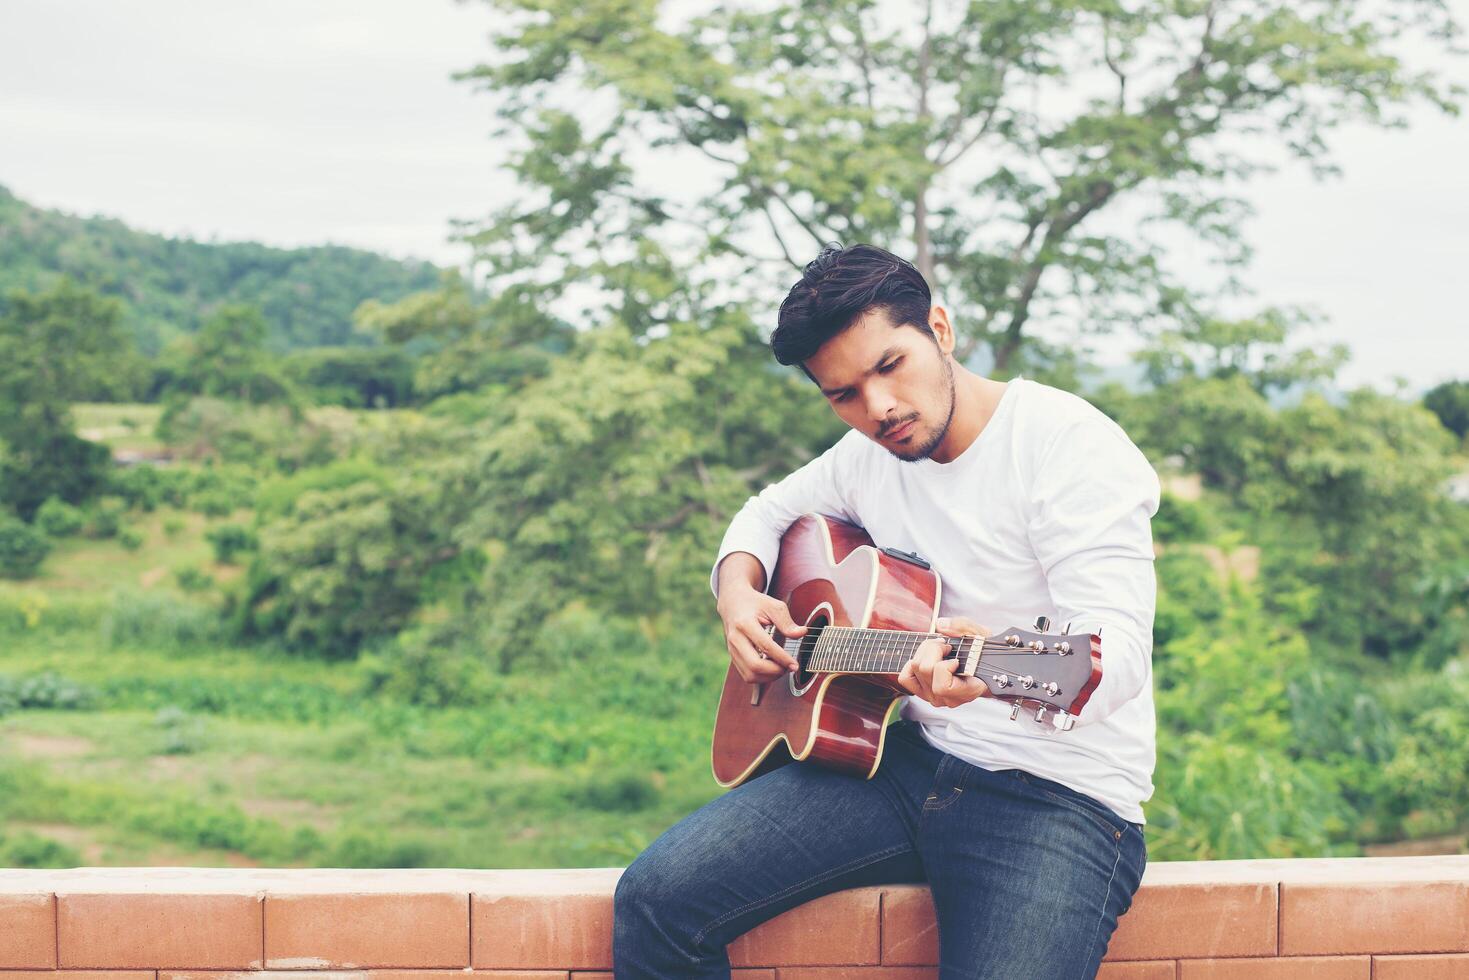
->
[0,184,443,355]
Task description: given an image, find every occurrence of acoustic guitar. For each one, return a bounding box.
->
[711,513,1102,788]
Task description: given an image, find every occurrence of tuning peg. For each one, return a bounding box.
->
[1034,616,1051,632]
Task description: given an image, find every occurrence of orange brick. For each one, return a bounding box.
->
[730,888,882,967]
[1373,953,1469,979]
[1179,957,1369,979]
[265,892,469,968]
[0,973,155,980]
[570,973,771,980]
[775,969,936,980]
[58,892,263,969]
[569,974,772,980]
[1282,881,1469,955]
[472,893,611,970]
[880,888,936,966]
[1097,964,1175,980]
[1107,882,1276,960]
[0,895,55,968]
[164,973,368,980]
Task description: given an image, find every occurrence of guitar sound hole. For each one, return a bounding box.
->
[794,615,828,688]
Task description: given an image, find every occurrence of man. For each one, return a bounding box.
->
[614,243,1159,978]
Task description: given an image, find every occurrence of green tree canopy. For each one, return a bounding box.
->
[0,278,129,515]
[460,0,1460,369]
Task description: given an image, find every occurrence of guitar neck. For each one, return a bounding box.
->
[797,625,981,676]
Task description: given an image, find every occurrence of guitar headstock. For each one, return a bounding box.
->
[965,624,1101,731]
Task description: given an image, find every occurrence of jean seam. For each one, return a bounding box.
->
[1082,830,1124,974]
[689,840,913,949]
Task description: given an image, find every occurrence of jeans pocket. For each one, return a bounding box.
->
[1036,785,1128,840]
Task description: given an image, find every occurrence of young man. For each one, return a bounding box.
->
[613,244,1159,978]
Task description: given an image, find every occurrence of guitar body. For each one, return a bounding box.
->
[711,514,942,788]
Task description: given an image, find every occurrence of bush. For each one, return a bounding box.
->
[34,497,85,538]
[174,564,215,593]
[0,831,83,869]
[162,515,185,537]
[194,490,236,518]
[0,513,50,579]
[0,672,98,713]
[1153,493,1212,544]
[101,590,220,651]
[118,526,144,551]
[85,498,125,538]
[205,523,257,564]
[155,705,205,755]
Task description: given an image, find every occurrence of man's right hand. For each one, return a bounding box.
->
[717,585,806,683]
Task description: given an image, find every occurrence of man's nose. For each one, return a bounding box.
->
[867,386,898,423]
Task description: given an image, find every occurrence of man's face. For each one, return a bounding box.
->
[804,307,957,462]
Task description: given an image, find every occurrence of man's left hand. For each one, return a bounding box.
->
[897,615,993,709]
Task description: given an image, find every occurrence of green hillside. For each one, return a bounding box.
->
[0,184,442,354]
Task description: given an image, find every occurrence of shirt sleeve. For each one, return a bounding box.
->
[710,434,863,600]
[1025,416,1160,727]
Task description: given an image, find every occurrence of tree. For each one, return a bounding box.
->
[353,273,574,401]
[0,279,129,516]
[1423,379,1469,441]
[459,306,844,670]
[460,0,1459,369]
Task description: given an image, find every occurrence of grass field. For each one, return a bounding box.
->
[1,488,727,869]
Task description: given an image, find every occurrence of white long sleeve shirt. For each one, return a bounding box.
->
[710,377,1160,823]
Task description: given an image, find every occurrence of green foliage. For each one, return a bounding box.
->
[35,497,85,538]
[0,512,51,579]
[101,590,221,652]
[459,312,842,669]
[1423,379,1469,440]
[463,0,1458,370]
[118,527,144,551]
[156,305,297,407]
[160,398,333,471]
[174,564,215,593]
[205,523,257,564]
[1147,567,1352,858]
[84,497,125,538]
[0,184,441,355]
[284,346,417,408]
[1152,493,1211,544]
[0,279,131,516]
[154,706,206,755]
[0,831,82,869]
[354,273,572,400]
[0,672,98,714]
[240,465,477,656]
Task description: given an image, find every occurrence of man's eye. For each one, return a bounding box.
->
[832,392,851,403]
[879,358,902,373]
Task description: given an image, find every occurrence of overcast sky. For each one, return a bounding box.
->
[1,0,1466,391]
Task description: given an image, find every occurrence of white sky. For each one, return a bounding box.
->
[1,0,1466,391]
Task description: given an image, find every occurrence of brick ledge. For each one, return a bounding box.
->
[0,857,1465,976]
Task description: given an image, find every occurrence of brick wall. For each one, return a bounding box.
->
[2,858,1467,978]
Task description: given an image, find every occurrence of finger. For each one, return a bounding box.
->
[765,600,807,636]
[930,658,962,707]
[731,633,788,682]
[897,658,925,699]
[746,625,805,669]
[742,621,799,672]
[905,653,935,702]
[935,616,990,638]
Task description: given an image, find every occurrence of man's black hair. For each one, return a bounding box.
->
[771,243,934,383]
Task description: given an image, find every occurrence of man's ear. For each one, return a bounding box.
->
[928,304,956,356]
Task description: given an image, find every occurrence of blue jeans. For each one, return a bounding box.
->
[613,719,1146,979]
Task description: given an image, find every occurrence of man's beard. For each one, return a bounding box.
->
[889,357,957,463]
